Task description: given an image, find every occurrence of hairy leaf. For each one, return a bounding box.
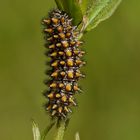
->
[82,0,121,32]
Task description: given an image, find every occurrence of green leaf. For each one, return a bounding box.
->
[32,120,41,140]
[82,0,121,32]
[55,0,83,25]
[41,121,55,140]
[75,132,80,140]
[55,0,64,10]
[79,0,89,14]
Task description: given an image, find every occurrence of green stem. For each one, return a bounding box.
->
[54,121,66,140]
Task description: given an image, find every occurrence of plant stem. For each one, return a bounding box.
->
[54,120,66,140]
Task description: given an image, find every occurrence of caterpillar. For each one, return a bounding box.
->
[43,9,85,119]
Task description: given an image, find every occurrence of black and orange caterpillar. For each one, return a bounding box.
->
[43,9,85,119]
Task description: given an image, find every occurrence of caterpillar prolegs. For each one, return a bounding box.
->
[43,9,85,119]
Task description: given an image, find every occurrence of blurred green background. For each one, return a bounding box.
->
[0,0,140,140]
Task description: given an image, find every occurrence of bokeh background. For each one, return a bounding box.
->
[0,0,140,140]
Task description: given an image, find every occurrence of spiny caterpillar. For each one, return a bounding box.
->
[43,9,85,119]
